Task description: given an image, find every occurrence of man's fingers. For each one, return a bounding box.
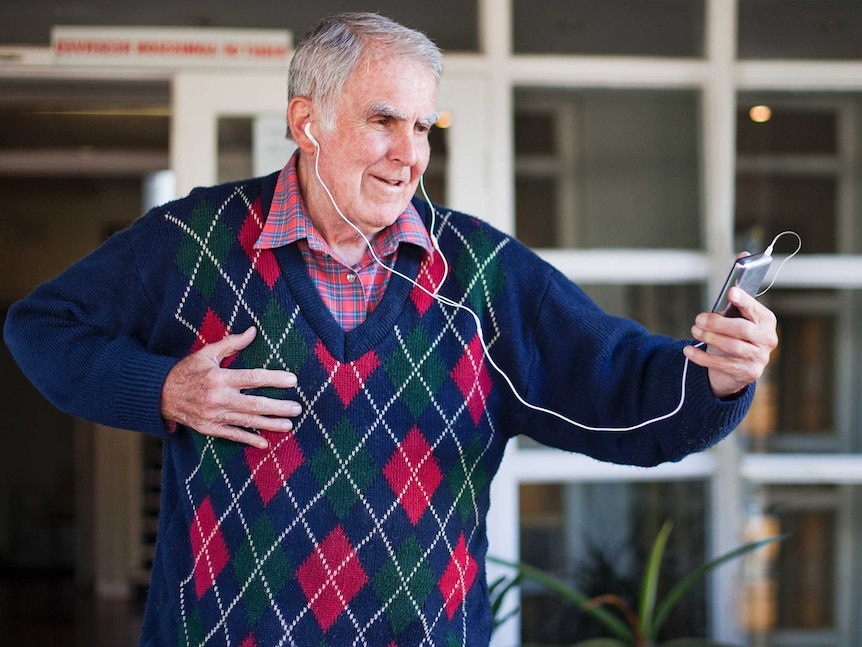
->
[206,423,271,450]
[226,367,299,391]
[161,326,305,448]
[205,399,302,449]
[686,286,779,398]
[200,326,258,363]
[725,287,761,323]
[224,390,303,420]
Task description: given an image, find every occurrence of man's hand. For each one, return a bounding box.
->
[682,287,779,399]
[160,326,302,449]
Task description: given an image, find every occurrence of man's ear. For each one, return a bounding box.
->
[288,96,316,153]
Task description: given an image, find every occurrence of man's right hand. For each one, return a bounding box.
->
[160,326,301,449]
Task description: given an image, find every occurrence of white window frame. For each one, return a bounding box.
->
[474,1,862,646]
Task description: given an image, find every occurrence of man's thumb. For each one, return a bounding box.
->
[205,326,257,364]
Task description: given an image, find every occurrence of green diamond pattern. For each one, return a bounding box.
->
[233,515,292,625]
[454,229,506,312]
[243,297,292,368]
[241,299,310,399]
[372,534,436,634]
[175,200,234,301]
[309,417,378,518]
[192,435,240,489]
[446,437,489,524]
[179,607,205,647]
[446,631,462,647]
[384,324,448,420]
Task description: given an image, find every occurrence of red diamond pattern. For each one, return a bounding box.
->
[192,309,227,354]
[239,635,258,647]
[410,250,447,315]
[245,433,305,504]
[296,526,368,633]
[314,342,381,407]
[190,309,241,369]
[439,533,478,620]
[238,198,280,289]
[451,334,493,425]
[190,496,230,599]
[383,427,443,525]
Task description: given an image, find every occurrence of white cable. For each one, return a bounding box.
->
[756,230,803,297]
[308,142,782,431]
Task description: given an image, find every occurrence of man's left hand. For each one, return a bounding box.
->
[683,286,779,399]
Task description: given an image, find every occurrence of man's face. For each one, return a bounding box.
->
[308,55,438,237]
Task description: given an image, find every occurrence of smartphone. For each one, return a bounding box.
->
[711,252,773,318]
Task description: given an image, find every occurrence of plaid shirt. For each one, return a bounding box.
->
[255,152,434,331]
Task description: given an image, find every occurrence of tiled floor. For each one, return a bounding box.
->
[0,573,144,646]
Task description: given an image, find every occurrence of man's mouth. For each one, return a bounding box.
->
[376,175,405,187]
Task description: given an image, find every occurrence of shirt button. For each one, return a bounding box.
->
[346,272,357,283]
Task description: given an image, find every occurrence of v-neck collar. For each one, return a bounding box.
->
[256,173,433,363]
[273,242,424,363]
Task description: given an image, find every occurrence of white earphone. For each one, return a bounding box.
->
[304,122,319,148]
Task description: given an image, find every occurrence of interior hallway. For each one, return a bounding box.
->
[0,574,144,646]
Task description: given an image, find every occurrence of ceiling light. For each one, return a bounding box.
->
[749,105,772,123]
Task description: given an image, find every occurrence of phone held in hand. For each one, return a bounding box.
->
[711,252,773,318]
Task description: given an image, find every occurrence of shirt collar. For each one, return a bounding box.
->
[254,150,434,259]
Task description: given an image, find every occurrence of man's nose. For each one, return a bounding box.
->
[389,128,419,166]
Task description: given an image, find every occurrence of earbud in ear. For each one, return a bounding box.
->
[304,122,319,148]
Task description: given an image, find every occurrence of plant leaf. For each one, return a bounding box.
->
[520,640,628,647]
[659,639,741,647]
[488,556,633,641]
[650,533,788,639]
[570,639,630,647]
[488,573,521,632]
[489,574,520,616]
[639,521,673,635]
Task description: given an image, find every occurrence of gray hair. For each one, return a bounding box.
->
[287,12,443,139]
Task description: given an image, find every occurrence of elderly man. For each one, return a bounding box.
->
[4,12,776,647]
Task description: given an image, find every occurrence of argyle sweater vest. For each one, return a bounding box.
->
[4,173,754,647]
[143,177,514,647]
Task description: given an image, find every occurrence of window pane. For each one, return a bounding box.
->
[739,0,862,60]
[515,89,702,249]
[518,480,707,644]
[217,117,254,184]
[735,93,862,256]
[759,485,845,636]
[513,0,705,56]
[736,173,835,254]
[738,107,836,156]
[736,93,862,458]
[740,289,862,454]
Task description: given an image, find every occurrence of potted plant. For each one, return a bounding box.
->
[489,521,785,647]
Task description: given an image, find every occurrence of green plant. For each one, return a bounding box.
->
[488,571,522,633]
[489,521,785,647]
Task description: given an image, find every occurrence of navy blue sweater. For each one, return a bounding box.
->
[4,173,752,646]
